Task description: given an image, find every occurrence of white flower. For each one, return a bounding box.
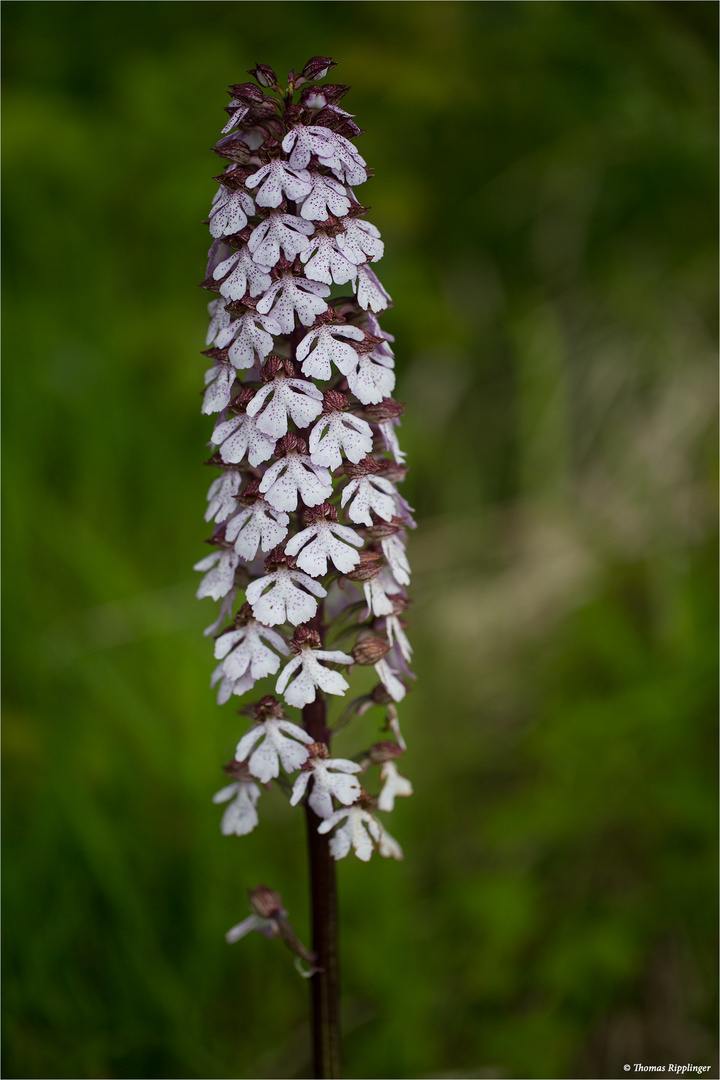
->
[205,471,241,524]
[213,247,272,301]
[235,717,313,782]
[308,410,373,469]
[290,756,362,818]
[281,125,340,171]
[374,657,406,702]
[299,173,352,221]
[341,474,398,526]
[245,159,313,208]
[259,452,332,512]
[385,615,413,663]
[194,549,239,601]
[275,644,353,708]
[246,375,323,439]
[206,297,234,347]
[377,760,413,813]
[336,219,384,264]
[219,100,250,136]
[377,823,404,860]
[300,233,358,286]
[225,500,289,560]
[284,517,362,577]
[214,310,280,368]
[256,273,330,334]
[378,418,406,464]
[246,565,327,626]
[347,351,396,405]
[202,362,236,415]
[209,185,255,238]
[296,322,365,380]
[210,663,254,705]
[248,212,314,267]
[213,779,262,836]
[315,132,368,187]
[363,567,403,617]
[226,913,273,944]
[203,588,236,639]
[317,805,381,861]
[215,619,289,681]
[282,125,367,186]
[356,264,392,312]
[381,533,410,587]
[211,412,276,467]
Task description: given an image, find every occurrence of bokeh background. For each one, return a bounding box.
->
[3,3,717,1078]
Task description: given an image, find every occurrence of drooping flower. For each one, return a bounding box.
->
[213,760,263,836]
[377,760,413,813]
[317,803,382,861]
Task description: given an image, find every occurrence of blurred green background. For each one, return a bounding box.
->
[2,2,717,1078]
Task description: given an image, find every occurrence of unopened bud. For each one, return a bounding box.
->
[249,884,284,919]
[352,636,391,665]
[367,740,404,763]
[343,550,383,582]
[247,63,279,88]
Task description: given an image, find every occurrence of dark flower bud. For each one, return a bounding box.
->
[304,501,337,523]
[352,635,391,665]
[222,757,254,780]
[301,742,329,768]
[291,625,322,652]
[367,740,404,764]
[275,432,306,456]
[322,389,349,412]
[363,398,405,423]
[228,82,266,106]
[248,884,284,919]
[254,695,285,721]
[247,63,279,88]
[296,56,337,86]
[362,517,404,540]
[344,454,384,479]
[343,551,383,581]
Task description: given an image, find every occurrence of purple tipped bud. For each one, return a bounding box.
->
[247,63,279,88]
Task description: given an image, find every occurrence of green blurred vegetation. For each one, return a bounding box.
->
[2,2,717,1078]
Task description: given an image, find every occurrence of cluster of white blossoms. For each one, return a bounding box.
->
[197,58,414,911]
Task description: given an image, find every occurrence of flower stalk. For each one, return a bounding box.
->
[197,55,414,1078]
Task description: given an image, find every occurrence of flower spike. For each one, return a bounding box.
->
[197,59,415,1070]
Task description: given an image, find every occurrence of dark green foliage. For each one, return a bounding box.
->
[2,3,716,1077]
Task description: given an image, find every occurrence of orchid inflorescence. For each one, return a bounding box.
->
[196,56,414,951]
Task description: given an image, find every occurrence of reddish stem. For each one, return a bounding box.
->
[302,605,341,1078]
